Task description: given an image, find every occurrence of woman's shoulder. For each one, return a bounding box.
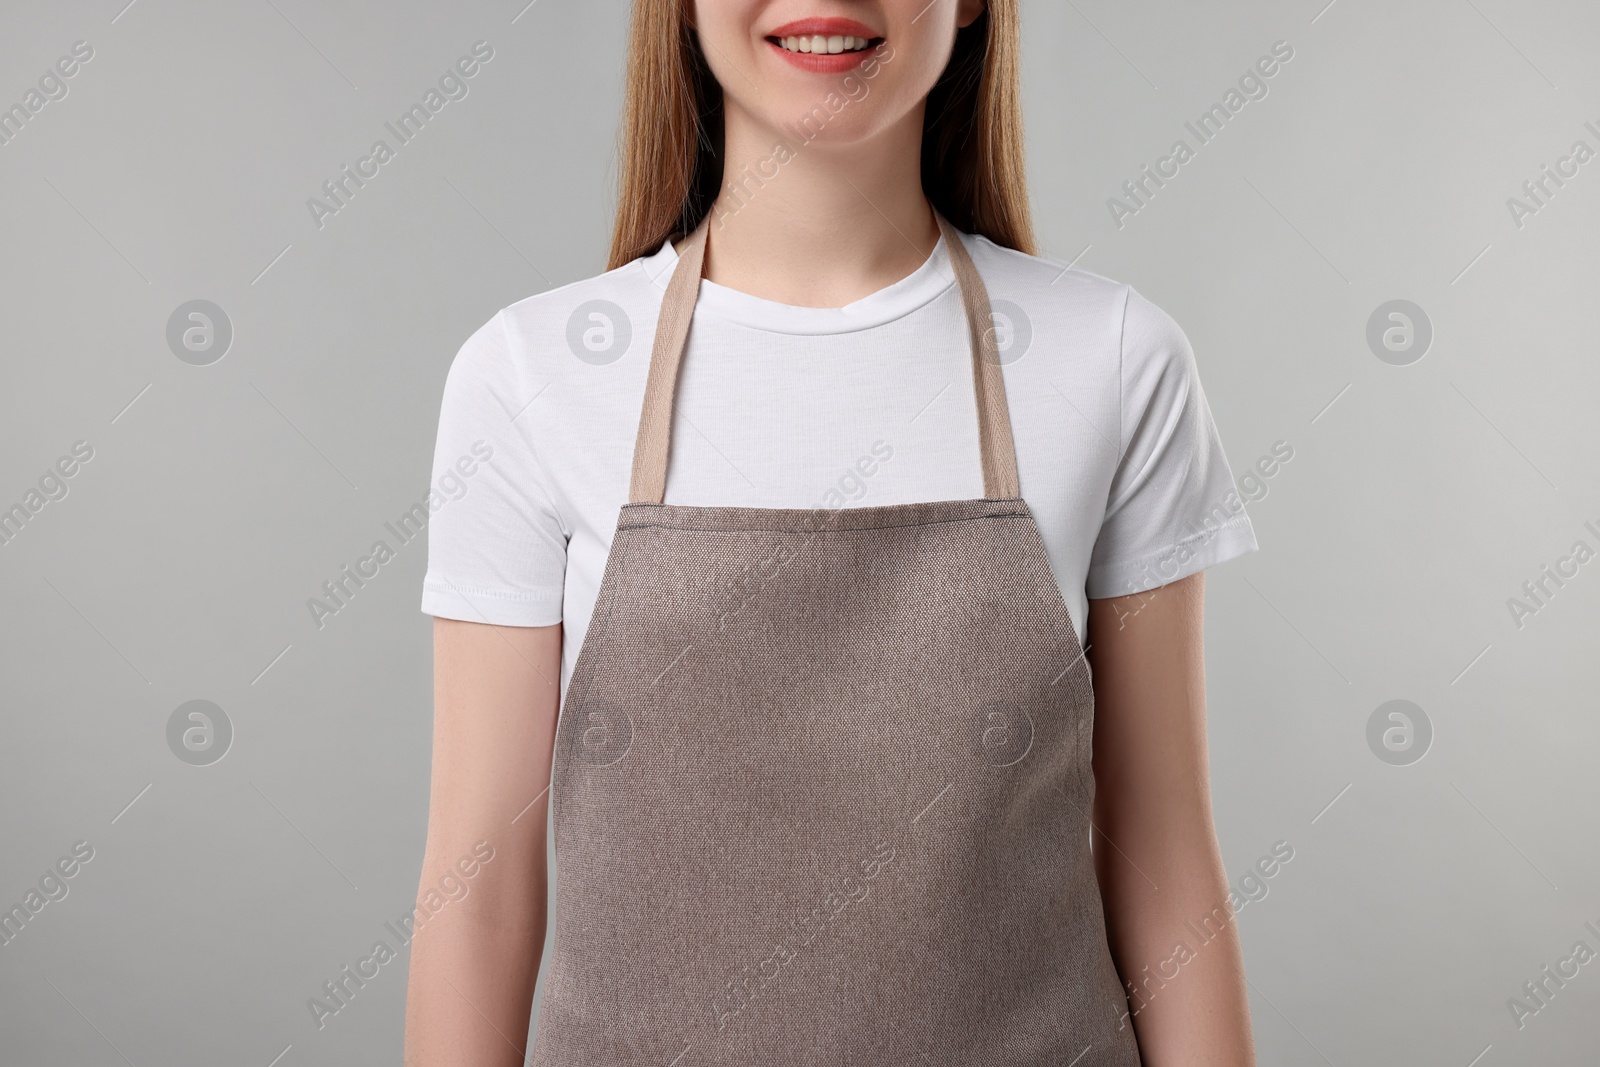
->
[960,231,1191,373]
[501,241,675,346]
[961,230,1131,305]
[449,241,676,383]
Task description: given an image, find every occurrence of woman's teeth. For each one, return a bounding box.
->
[777,35,874,54]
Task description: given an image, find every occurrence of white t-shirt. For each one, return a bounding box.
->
[420,227,1259,696]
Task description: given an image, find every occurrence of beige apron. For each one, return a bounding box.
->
[532,214,1142,1065]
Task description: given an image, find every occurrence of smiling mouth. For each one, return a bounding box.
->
[766,34,883,55]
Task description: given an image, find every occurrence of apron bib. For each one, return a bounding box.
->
[531,214,1142,1066]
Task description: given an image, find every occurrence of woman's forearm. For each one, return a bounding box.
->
[403,840,547,1066]
[1094,815,1255,1065]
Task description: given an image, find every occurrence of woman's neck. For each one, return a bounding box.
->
[696,102,940,308]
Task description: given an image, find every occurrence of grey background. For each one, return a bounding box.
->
[2,0,1597,1064]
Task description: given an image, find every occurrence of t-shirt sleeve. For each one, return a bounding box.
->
[1085,286,1259,599]
[419,309,568,626]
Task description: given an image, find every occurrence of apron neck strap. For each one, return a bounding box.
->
[626,211,1021,505]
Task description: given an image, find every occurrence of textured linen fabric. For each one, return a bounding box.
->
[534,498,1141,1066]
[420,226,1258,700]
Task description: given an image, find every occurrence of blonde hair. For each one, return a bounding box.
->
[607,0,1036,269]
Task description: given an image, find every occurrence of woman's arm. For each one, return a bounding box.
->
[403,617,562,1066]
[1086,572,1257,1066]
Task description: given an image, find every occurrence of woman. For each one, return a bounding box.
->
[405,1,1260,1064]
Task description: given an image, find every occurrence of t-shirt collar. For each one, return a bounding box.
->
[639,228,958,336]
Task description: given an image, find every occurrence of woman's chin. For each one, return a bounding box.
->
[728,102,894,150]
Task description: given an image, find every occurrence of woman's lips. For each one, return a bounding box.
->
[764,26,883,73]
[764,17,883,73]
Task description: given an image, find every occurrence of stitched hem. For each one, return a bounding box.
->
[617,497,1029,535]
[420,577,562,626]
[1086,512,1259,599]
